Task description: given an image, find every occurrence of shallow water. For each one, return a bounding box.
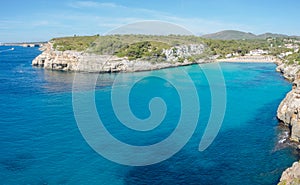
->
[0,46,298,185]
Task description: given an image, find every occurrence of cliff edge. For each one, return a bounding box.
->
[277,79,300,142]
[277,63,300,184]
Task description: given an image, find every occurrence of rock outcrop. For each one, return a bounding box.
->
[277,80,300,142]
[278,161,300,185]
[276,63,300,81]
[32,48,81,71]
[32,43,208,72]
[164,44,205,62]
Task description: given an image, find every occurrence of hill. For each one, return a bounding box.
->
[202,30,292,40]
[202,30,257,40]
[256,32,288,39]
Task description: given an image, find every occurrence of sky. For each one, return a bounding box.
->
[1,0,300,42]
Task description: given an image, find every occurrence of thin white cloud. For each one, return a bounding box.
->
[65,1,253,35]
[0,1,264,42]
[68,1,121,8]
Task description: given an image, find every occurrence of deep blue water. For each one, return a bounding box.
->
[0,46,299,185]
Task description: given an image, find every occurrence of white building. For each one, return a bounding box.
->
[278,51,293,58]
[284,44,299,52]
[249,49,269,56]
[225,53,233,58]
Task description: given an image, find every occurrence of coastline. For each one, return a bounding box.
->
[274,60,300,184]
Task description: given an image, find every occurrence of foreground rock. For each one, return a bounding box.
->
[278,161,300,185]
[32,43,208,72]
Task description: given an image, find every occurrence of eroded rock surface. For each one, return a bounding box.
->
[277,63,300,185]
[276,63,300,81]
[279,161,300,185]
[277,80,300,142]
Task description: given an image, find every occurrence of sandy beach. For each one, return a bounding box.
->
[217,55,280,63]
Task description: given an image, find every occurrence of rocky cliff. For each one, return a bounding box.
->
[277,63,300,184]
[277,63,300,142]
[277,80,300,142]
[276,63,300,81]
[32,43,208,72]
[278,161,300,185]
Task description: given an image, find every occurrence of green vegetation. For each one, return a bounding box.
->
[50,33,300,65]
[50,34,275,59]
[286,51,300,65]
[87,34,204,54]
[202,37,300,59]
[269,47,292,56]
[51,34,207,62]
[51,35,99,51]
[202,39,269,58]
[115,41,170,61]
[51,34,205,53]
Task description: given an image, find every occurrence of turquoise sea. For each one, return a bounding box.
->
[0,46,299,185]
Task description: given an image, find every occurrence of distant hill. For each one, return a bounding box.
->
[256,32,288,39]
[202,30,294,40]
[202,30,256,40]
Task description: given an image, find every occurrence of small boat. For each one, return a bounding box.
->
[0,47,14,53]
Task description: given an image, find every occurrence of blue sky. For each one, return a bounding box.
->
[1,0,300,42]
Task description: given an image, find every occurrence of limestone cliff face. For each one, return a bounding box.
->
[32,43,207,72]
[278,161,300,185]
[32,43,81,71]
[276,63,300,81]
[277,80,300,142]
[277,62,300,143]
[163,44,205,62]
[277,63,300,185]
